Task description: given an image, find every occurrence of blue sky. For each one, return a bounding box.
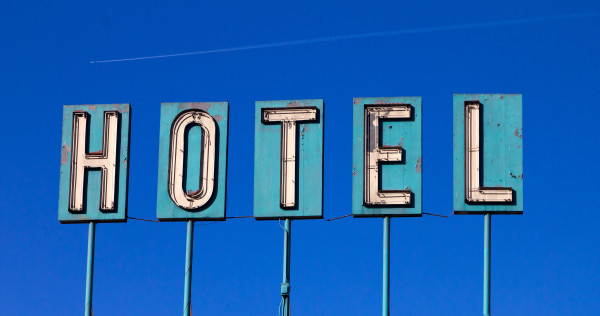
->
[1,0,599,315]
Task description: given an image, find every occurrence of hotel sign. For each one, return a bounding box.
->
[58,104,131,223]
[453,94,523,214]
[58,95,522,223]
[253,100,324,219]
[352,97,422,217]
[156,102,229,221]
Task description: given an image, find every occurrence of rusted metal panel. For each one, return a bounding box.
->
[156,102,229,221]
[58,104,131,223]
[254,100,324,219]
[453,94,523,214]
[352,97,422,217]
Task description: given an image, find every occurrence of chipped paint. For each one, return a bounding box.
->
[214,114,222,122]
[514,128,523,138]
[87,105,97,111]
[286,101,303,107]
[61,142,71,165]
[415,157,422,173]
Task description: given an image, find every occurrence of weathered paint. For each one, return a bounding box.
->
[352,97,422,217]
[254,99,324,219]
[156,102,229,221]
[58,104,131,223]
[453,94,523,214]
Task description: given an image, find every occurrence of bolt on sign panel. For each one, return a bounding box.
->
[156,102,229,221]
[352,97,422,217]
[58,104,131,223]
[453,94,523,214]
[254,100,324,219]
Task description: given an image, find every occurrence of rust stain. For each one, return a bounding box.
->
[415,157,422,173]
[87,105,97,111]
[89,150,102,154]
[301,126,307,136]
[214,114,222,122]
[112,104,129,113]
[61,142,71,164]
[123,158,127,169]
[518,174,523,179]
[187,189,201,195]
[286,102,303,107]
[514,128,522,139]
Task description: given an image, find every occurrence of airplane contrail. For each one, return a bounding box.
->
[91,12,600,64]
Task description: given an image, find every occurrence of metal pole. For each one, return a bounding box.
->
[85,222,96,316]
[483,213,491,316]
[383,216,390,316]
[281,218,292,316]
[183,220,194,316]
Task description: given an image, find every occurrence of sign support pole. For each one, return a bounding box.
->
[483,213,491,316]
[85,222,96,316]
[382,216,390,316]
[184,220,194,316]
[281,218,292,316]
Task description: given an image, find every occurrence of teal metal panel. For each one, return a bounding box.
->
[58,104,131,223]
[352,97,422,217]
[254,99,324,219]
[453,94,523,214]
[156,102,229,221]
